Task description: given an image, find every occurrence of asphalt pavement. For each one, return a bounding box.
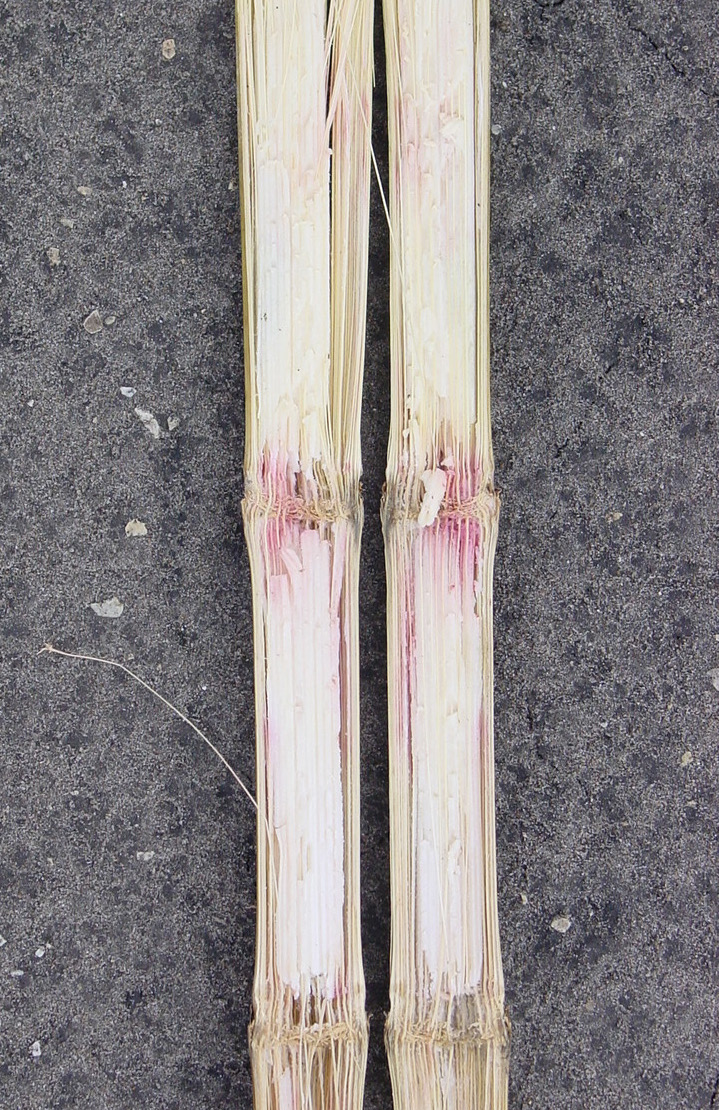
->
[1,2,717,1108]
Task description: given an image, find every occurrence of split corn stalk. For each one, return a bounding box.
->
[235,0,373,1106]
[382,0,510,1106]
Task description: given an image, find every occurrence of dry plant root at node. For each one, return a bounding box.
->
[235,0,373,1106]
[382,0,510,1106]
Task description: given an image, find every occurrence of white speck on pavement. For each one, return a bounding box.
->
[90,597,124,619]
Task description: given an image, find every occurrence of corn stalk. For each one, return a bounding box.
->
[382,0,510,1106]
[235,0,372,1106]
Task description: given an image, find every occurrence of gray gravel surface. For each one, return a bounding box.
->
[1,2,717,1108]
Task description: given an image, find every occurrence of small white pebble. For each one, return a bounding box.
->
[135,407,161,439]
[83,310,103,334]
[27,399,35,408]
[90,596,124,619]
[708,668,719,692]
[35,947,46,959]
[10,969,24,978]
[60,217,74,228]
[680,751,693,768]
[520,892,528,905]
[136,850,155,862]
[491,123,503,136]
[162,38,176,60]
[167,416,180,432]
[77,185,92,197]
[104,315,117,326]
[30,1041,42,1058]
[125,519,148,537]
[550,914,572,934]
[47,246,61,266]
[0,935,6,947]
[120,386,136,399]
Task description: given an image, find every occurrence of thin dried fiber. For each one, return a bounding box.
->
[382,0,510,1106]
[235,0,373,1106]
